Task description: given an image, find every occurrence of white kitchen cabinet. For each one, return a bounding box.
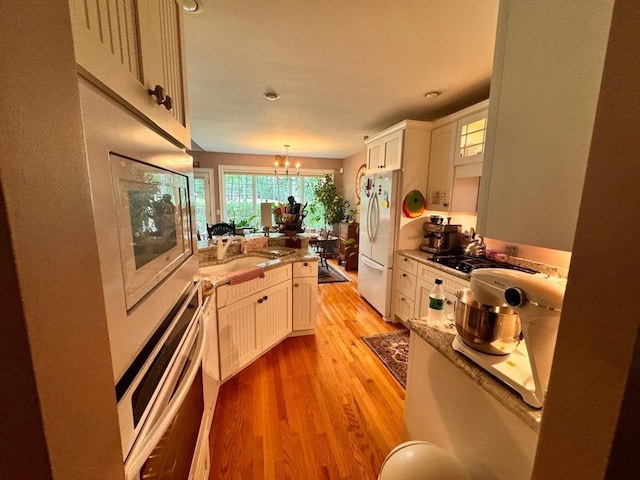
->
[391,254,418,324]
[405,331,538,479]
[427,102,488,213]
[291,261,318,333]
[217,292,260,380]
[216,264,293,380]
[426,123,456,211]
[414,264,469,319]
[259,280,293,352]
[201,295,220,422]
[68,0,190,147]
[477,0,614,251]
[366,128,403,172]
[365,120,431,177]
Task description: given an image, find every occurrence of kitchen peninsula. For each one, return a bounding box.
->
[197,235,320,383]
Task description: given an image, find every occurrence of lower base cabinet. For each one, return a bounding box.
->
[218,279,292,380]
[292,261,318,332]
[406,332,538,479]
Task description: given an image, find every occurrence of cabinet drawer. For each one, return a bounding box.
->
[293,260,318,278]
[393,290,415,324]
[416,264,469,295]
[217,265,292,307]
[394,268,417,299]
[397,254,418,276]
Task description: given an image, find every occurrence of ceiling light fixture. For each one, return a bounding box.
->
[274,145,300,180]
[263,92,281,101]
[424,91,441,99]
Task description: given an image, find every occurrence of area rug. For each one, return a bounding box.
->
[362,329,410,388]
[318,263,350,284]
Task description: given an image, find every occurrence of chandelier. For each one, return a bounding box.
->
[274,144,300,180]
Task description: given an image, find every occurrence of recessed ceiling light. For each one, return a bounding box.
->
[263,92,281,101]
[424,91,441,99]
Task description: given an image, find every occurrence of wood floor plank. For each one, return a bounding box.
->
[208,259,405,479]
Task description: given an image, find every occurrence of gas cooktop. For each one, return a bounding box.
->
[431,255,536,275]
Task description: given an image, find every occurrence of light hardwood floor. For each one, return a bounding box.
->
[208,259,406,480]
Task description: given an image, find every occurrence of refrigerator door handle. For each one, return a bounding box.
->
[359,254,385,272]
[368,191,380,242]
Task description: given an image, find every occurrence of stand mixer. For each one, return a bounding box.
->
[452,268,566,408]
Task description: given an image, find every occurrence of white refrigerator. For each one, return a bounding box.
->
[358,170,401,321]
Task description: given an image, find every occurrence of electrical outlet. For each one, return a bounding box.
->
[505,244,518,256]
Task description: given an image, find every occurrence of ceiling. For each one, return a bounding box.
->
[182,0,499,159]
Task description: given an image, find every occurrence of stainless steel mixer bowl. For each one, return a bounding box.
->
[454,288,522,355]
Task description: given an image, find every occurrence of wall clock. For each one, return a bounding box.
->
[355,164,367,199]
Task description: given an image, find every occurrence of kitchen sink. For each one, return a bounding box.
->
[199,256,269,277]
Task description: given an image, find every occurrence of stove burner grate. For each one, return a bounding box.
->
[432,255,536,274]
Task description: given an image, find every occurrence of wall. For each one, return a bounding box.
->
[0,1,124,478]
[533,0,640,477]
[342,149,367,221]
[192,150,345,222]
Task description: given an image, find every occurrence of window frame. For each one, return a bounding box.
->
[193,167,215,232]
[217,165,334,227]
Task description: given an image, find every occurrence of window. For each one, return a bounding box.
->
[218,166,333,231]
[193,168,215,239]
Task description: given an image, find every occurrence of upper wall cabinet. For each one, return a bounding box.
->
[69,0,190,148]
[366,127,404,172]
[427,101,488,213]
[476,0,614,251]
[365,120,432,200]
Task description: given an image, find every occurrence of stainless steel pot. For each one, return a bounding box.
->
[454,288,521,355]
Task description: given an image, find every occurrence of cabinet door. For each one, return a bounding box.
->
[426,123,456,211]
[392,289,415,324]
[414,278,432,319]
[382,130,404,171]
[367,141,383,170]
[217,295,259,380]
[455,110,488,166]
[202,297,220,415]
[292,277,318,331]
[258,281,293,351]
[137,0,189,145]
[69,0,190,147]
[477,0,613,251]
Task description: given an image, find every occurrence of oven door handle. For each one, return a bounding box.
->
[124,313,205,480]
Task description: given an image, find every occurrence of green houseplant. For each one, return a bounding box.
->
[313,174,349,231]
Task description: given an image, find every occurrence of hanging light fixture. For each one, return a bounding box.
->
[274,144,300,179]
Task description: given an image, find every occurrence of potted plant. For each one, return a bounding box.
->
[313,174,349,232]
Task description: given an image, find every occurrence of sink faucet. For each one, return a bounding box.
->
[215,236,245,260]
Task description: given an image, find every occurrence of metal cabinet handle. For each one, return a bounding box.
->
[257,298,263,304]
[303,262,308,267]
[263,295,268,301]
[147,84,173,111]
[294,283,299,287]
[402,273,407,277]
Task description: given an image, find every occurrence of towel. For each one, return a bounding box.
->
[226,266,266,285]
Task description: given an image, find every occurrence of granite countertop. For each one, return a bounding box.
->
[407,317,542,432]
[198,247,318,289]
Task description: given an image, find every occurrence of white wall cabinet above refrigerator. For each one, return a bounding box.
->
[426,101,488,213]
[477,0,614,252]
[365,120,432,177]
[69,0,190,148]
